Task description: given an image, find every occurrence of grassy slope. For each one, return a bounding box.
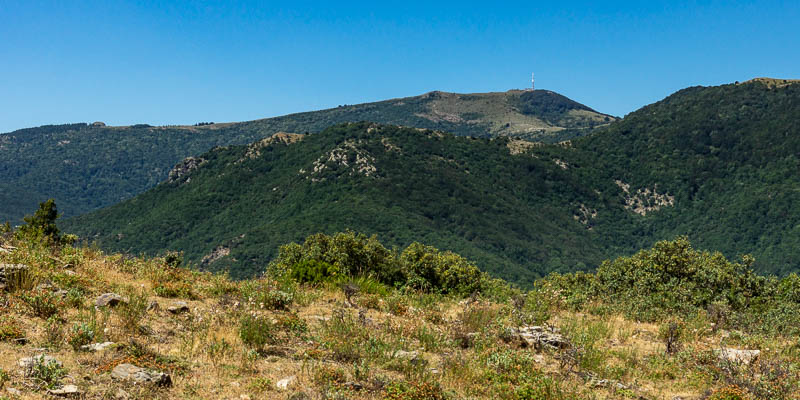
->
[0,90,613,223]
[1,235,797,400]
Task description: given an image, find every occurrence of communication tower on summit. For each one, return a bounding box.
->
[531,72,535,91]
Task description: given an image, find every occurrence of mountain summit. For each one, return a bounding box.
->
[0,90,612,223]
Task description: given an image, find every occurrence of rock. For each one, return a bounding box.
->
[517,326,570,349]
[343,381,363,390]
[111,363,172,386]
[168,156,206,184]
[35,281,54,291]
[716,348,761,365]
[54,289,69,299]
[19,355,61,372]
[147,300,160,311]
[115,388,131,400]
[48,384,81,396]
[6,387,22,396]
[95,293,128,307]
[276,375,297,390]
[167,301,190,314]
[63,263,74,269]
[63,270,76,276]
[81,341,115,352]
[393,350,420,360]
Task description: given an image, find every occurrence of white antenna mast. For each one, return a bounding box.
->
[531,72,535,91]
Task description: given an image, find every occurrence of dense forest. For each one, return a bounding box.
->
[64,80,800,286]
[65,123,629,285]
[0,90,612,223]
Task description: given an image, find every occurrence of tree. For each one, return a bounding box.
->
[16,199,61,243]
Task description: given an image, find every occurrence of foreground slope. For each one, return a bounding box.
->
[1,232,798,399]
[0,90,613,223]
[66,123,634,284]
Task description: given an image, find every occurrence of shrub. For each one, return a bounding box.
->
[594,237,762,320]
[15,199,62,244]
[0,316,24,342]
[68,322,96,351]
[289,259,341,283]
[44,316,64,349]
[20,290,61,319]
[658,320,684,354]
[400,243,486,295]
[2,266,35,292]
[116,289,149,335]
[269,231,403,286]
[708,386,750,400]
[312,364,347,387]
[0,368,8,389]
[383,380,448,400]
[27,356,67,390]
[239,314,276,351]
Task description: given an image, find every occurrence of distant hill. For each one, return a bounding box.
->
[65,122,630,284]
[0,90,613,223]
[65,79,800,285]
[535,78,800,276]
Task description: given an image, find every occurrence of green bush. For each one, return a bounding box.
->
[400,242,486,295]
[20,290,62,319]
[269,231,403,285]
[289,259,341,283]
[594,236,762,320]
[271,231,492,296]
[27,356,67,390]
[383,379,449,400]
[239,315,276,351]
[15,199,63,244]
[0,316,24,342]
[68,322,96,351]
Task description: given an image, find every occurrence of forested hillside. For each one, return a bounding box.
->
[65,79,800,285]
[65,123,634,285]
[0,90,612,223]
[534,78,800,275]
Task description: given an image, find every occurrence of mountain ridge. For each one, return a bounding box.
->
[0,89,613,223]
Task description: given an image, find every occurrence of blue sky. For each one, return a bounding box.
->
[1,1,798,132]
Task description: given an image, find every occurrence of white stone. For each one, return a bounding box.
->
[716,348,761,365]
[48,384,81,396]
[81,341,115,352]
[276,375,296,390]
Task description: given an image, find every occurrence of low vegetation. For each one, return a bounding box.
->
[1,204,798,399]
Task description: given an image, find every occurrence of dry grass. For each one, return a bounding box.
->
[1,238,798,399]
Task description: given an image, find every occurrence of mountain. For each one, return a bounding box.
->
[535,78,800,275]
[0,90,613,223]
[65,79,800,286]
[65,123,631,284]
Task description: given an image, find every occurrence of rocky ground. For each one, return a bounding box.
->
[0,237,797,400]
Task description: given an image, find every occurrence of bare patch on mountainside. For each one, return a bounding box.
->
[167,156,206,184]
[573,203,597,227]
[241,132,304,161]
[615,180,675,216]
[301,140,377,182]
[507,139,542,155]
[200,245,230,267]
[742,77,800,89]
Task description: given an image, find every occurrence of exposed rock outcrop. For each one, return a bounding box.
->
[167,156,206,184]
